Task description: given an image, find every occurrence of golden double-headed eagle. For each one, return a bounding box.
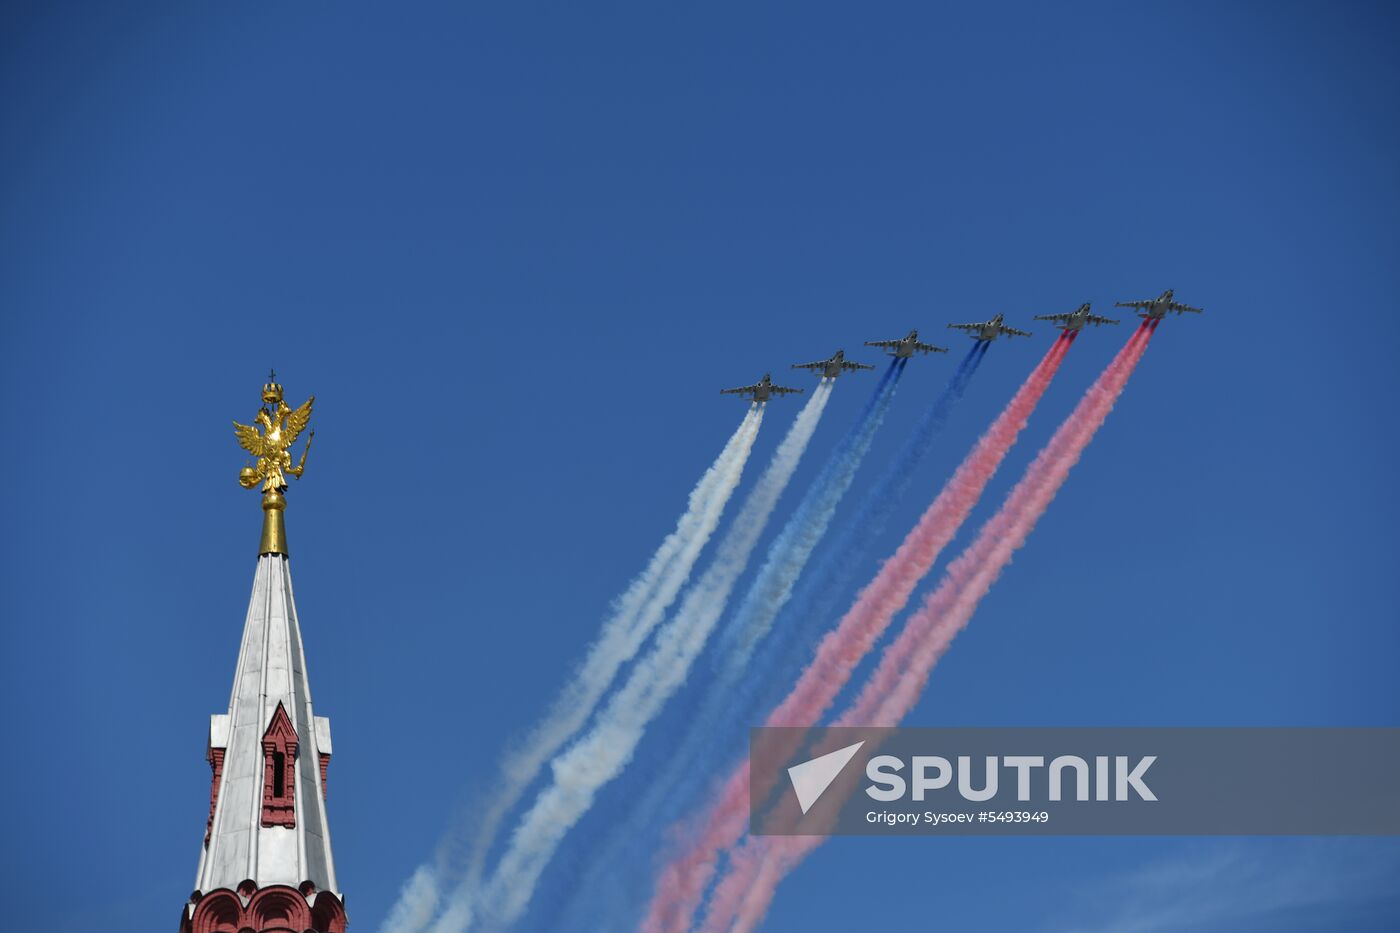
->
[234,373,315,493]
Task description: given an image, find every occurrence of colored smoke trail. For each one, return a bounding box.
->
[379,406,764,933]
[719,357,905,671]
[379,866,440,933]
[462,382,835,929]
[744,341,988,694]
[644,334,1075,933]
[706,322,1157,933]
[855,323,1155,728]
[688,342,987,791]
[558,359,909,927]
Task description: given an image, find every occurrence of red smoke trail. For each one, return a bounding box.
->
[643,333,1077,933]
[704,321,1157,932]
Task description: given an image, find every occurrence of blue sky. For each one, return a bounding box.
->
[2,2,1397,930]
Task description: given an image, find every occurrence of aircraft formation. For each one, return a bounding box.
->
[408,286,1207,933]
[722,288,1203,399]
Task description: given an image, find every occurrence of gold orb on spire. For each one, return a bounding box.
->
[233,371,316,556]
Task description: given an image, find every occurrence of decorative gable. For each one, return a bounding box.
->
[260,702,298,828]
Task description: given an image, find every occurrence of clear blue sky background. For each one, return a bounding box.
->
[2,2,1397,931]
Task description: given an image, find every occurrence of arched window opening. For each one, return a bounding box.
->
[272,751,286,797]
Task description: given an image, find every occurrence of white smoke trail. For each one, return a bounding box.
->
[379,406,764,933]
[425,900,473,933]
[719,363,901,674]
[380,867,440,933]
[468,382,834,928]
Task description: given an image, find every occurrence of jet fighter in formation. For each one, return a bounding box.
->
[865,329,949,358]
[721,291,1200,397]
[1115,289,1203,320]
[720,373,804,402]
[791,349,875,379]
[1034,303,1120,333]
[947,313,1033,341]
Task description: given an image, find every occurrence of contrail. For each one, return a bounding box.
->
[463,382,835,929]
[735,341,988,708]
[660,344,985,824]
[378,406,764,933]
[705,322,1158,932]
[556,360,908,928]
[719,358,905,671]
[644,334,1076,933]
[380,866,441,933]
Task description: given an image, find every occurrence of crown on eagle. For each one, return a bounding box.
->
[262,369,283,406]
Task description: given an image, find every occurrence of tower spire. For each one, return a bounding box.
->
[182,377,344,933]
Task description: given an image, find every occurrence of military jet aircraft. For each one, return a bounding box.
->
[947,313,1033,341]
[1114,289,1203,320]
[1033,303,1120,333]
[721,373,804,402]
[865,329,949,358]
[791,349,875,379]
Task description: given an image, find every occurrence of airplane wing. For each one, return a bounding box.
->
[1033,313,1072,324]
[1114,300,1153,311]
[864,339,900,350]
[1002,326,1033,338]
[1086,313,1120,326]
[947,323,983,333]
[791,361,826,372]
[771,385,804,396]
[841,360,875,372]
[720,384,757,395]
[1168,301,1203,314]
[914,341,949,354]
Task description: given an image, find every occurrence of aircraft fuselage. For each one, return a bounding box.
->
[887,330,919,357]
[1061,310,1090,332]
[1142,291,1175,319]
[812,350,849,377]
[974,316,1007,340]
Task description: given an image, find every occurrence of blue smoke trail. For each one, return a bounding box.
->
[554,346,985,930]
[733,341,988,718]
[712,356,904,666]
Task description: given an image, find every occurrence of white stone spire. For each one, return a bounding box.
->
[183,379,344,933]
[197,551,339,894]
[182,548,347,932]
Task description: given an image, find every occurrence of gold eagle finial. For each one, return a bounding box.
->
[234,371,315,556]
[233,370,316,494]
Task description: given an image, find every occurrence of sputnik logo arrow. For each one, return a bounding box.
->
[787,741,865,814]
